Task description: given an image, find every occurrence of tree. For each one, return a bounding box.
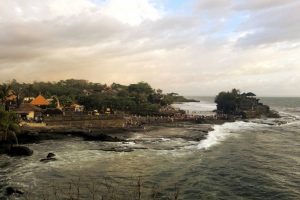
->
[0,110,19,145]
[1,79,193,116]
[58,95,73,107]
[231,88,240,97]
[215,91,238,114]
[0,84,12,111]
[128,82,154,105]
[128,82,153,95]
[214,89,275,118]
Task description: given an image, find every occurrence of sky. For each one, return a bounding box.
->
[0,0,299,97]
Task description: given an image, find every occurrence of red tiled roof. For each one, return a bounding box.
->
[30,95,50,106]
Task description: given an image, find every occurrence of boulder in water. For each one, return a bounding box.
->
[6,187,24,196]
[40,152,57,163]
[8,146,33,156]
[47,152,55,158]
[40,157,57,163]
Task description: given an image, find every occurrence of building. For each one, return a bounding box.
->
[23,97,35,103]
[5,90,17,102]
[14,103,42,121]
[3,90,18,111]
[30,95,50,108]
[70,103,85,112]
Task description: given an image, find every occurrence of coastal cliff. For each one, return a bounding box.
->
[215,89,280,119]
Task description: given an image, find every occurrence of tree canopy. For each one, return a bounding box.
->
[215,89,258,115]
[0,110,19,144]
[0,79,194,116]
[215,89,279,118]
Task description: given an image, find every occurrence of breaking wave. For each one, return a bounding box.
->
[197,121,264,150]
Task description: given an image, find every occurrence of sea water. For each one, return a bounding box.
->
[1,97,300,199]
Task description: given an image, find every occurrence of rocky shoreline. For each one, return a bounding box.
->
[1,109,280,158]
[0,120,214,157]
[17,121,214,143]
[1,112,245,158]
[18,125,129,143]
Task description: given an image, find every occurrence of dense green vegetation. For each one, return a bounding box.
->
[0,79,194,115]
[215,89,279,118]
[0,109,19,145]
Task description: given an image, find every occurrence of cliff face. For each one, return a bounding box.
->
[242,104,279,119]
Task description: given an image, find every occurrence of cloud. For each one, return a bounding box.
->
[236,1,300,46]
[0,0,299,96]
[196,0,232,10]
[234,0,298,11]
[100,0,162,25]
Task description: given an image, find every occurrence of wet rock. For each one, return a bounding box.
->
[8,146,33,156]
[131,147,148,150]
[101,147,134,152]
[153,147,175,150]
[40,157,57,163]
[6,187,24,196]
[47,152,55,158]
[273,120,287,126]
[40,152,57,163]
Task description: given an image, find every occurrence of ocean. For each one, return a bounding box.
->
[1,97,300,199]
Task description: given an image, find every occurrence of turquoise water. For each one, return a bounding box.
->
[1,97,300,199]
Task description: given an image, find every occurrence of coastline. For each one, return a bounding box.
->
[1,112,232,156]
[1,109,267,155]
[1,99,291,199]
[1,109,279,157]
[17,120,215,145]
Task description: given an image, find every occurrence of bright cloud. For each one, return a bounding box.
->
[100,0,162,25]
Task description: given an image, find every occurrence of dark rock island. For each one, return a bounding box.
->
[215,89,280,119]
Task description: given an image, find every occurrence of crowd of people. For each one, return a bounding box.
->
[123,113,223,128]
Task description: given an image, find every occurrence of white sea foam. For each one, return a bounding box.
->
[160,138,171,142]
[123,141,136,145]
[197,121,262,150]
[276,111,300,126]
[172,101,216,115]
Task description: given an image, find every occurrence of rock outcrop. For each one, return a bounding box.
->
[7,146,33,156]
[40,152,57,162]
[5,187,24,196]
